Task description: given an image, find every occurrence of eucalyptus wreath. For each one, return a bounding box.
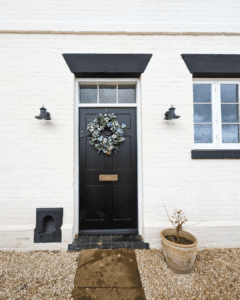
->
[87,113,127,155]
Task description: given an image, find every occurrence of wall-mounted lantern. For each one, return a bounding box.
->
[164,105,180,120]
[35,106,51,120]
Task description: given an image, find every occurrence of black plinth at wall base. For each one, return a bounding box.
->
[34,208,63,243]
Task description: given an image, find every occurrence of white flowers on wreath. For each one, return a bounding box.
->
[87,113,127,155]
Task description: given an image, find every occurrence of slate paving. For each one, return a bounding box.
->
[68,234,150,251]
[71,248,147,300]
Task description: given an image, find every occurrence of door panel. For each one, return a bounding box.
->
[79,107,137,232]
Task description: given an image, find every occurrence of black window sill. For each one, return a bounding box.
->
[191,150,240,159]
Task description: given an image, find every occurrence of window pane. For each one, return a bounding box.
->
[221,84,238,103]
[194,104,212,123]
[80,85,97,103]
[193,84,211,103]
[99,85,116,103]
[194,124,213,143]
[118,85,136,103]
[221,104,239,123]
[222,124,239,143]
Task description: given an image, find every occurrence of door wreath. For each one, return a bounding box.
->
[87,112,127,155]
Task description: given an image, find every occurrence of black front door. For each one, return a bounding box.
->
[79,107,138,234]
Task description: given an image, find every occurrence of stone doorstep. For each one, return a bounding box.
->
[74,234,144,243]
[68,242,150,251]
[68,234,150,251]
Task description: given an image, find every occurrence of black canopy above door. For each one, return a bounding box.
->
[62,53,152,78]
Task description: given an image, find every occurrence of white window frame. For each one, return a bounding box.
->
[193,78,240,150]
[77,79,139,107]
[73,78,144,239]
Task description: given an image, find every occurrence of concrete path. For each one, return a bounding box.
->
[72,248,147,300]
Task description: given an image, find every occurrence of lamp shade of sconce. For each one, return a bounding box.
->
[35,106,51,120]
[164,105,180,120]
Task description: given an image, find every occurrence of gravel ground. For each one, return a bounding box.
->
[0,248,240,299]
[0,250,79,300]
[135,248,240,300]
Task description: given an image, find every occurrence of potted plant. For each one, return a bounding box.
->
[160,203,198,274]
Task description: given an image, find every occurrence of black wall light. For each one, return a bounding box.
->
[35,106,51,120]
[164,105,180,120]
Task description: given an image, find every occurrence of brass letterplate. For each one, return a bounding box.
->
[99,174,118,181]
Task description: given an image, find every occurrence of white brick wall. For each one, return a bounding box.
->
[0,0,240,33]
[0,32,240,250]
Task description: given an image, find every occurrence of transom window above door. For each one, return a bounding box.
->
[79,84,136,104]
[193,79,240,149]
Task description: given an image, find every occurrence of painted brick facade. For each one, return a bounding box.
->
[1,0,240,33]
[0,1,240,251]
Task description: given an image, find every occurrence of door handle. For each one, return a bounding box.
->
[80,131,84,138]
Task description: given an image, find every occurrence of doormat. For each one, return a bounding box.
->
[71,248,147,300]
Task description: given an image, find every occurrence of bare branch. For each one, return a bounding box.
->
[162,202,176,229]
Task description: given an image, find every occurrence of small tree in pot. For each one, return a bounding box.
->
[160,202,199,274]
[163,204,188,244]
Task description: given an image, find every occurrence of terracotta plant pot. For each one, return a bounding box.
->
[160,228,198,274]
